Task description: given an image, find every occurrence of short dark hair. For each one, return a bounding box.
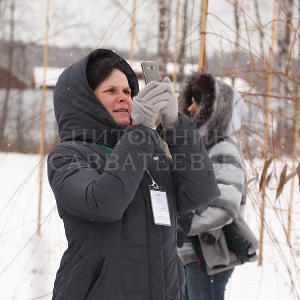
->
[86,51,139,96]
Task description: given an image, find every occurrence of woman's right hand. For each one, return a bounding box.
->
[131,81,170,128]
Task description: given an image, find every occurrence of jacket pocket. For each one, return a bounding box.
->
[63,256,107,300]
[85,258,107,300]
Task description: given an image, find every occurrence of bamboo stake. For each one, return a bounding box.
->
[37,0,50,236]
[173,0,180,89]
[129,0,136,65]
[198,0,208,72]
[258,0,277,266]
[287,78,300,241]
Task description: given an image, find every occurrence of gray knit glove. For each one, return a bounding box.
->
[131,81,169,128]
[159,77,179,129]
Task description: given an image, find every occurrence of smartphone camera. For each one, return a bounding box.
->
[147,65,156,70]
[141,61,161,84]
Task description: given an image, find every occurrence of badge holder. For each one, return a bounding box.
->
[149,178,171,227]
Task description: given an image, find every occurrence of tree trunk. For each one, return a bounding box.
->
[232,0,240,87]
[253,0,264,57]
[165,0,172,59]
[287,0,300,241]
[277,0,293,70]
[0,0,6,21]
[253,0,268,158]
[157,0,171,75]
[276,0,294,154]
[0,0,3,18]
[16,44,26,152]
[0,0,15,149]
[178,0,188,85]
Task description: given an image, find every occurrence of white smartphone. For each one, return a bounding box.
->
[141,61,161,84]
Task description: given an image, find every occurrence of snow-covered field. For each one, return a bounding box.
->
[0,152,299,300]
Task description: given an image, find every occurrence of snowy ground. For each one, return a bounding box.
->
[0,152,299,300]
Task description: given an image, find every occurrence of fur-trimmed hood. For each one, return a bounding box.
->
[183,73,248,148]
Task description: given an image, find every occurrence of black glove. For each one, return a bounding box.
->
[177,212,194,248]
[224,220,256,262]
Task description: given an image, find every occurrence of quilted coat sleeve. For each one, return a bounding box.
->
[189,140,246,235]
[162,113,220,213]
[47,126,157,223]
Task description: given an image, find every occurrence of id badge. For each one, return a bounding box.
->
[149,184,171,226]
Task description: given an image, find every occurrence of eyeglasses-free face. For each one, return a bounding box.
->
[94,69,132,127]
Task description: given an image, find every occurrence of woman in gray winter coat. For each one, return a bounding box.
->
[47,50,219,300]
[177,73,252,300]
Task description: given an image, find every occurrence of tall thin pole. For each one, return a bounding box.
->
[129,0,136,65]
[173,0,180,89]
[198,0,208,72]
[258,0,277,266]
[37,0,50,236]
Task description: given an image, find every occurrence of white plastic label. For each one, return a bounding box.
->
[149,186,171,226]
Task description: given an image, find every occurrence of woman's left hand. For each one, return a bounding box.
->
[159,77,179,129]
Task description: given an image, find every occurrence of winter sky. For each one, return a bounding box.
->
[1,0,286,58]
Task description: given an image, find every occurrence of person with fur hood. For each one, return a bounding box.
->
[177,73,258,300]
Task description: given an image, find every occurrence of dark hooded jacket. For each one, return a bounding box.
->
[47,49,219,300]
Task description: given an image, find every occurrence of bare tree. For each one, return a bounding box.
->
[275,0,294,154]
[0,0,3,18]
[0,0,7,22]
[277,0,293,71]
[157,0,172,75]
[15,43,26,152]
[232,0,240,87]
[178,0,188,85]
[253,0,264,57]
[0,0,15,148]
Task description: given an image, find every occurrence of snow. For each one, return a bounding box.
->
[0,152,299,299]
[0,153,65,300]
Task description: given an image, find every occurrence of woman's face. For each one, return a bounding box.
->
[187,97,198,118]
[94,69,132,127]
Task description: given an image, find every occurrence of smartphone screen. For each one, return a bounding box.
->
[141,61,161,84]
